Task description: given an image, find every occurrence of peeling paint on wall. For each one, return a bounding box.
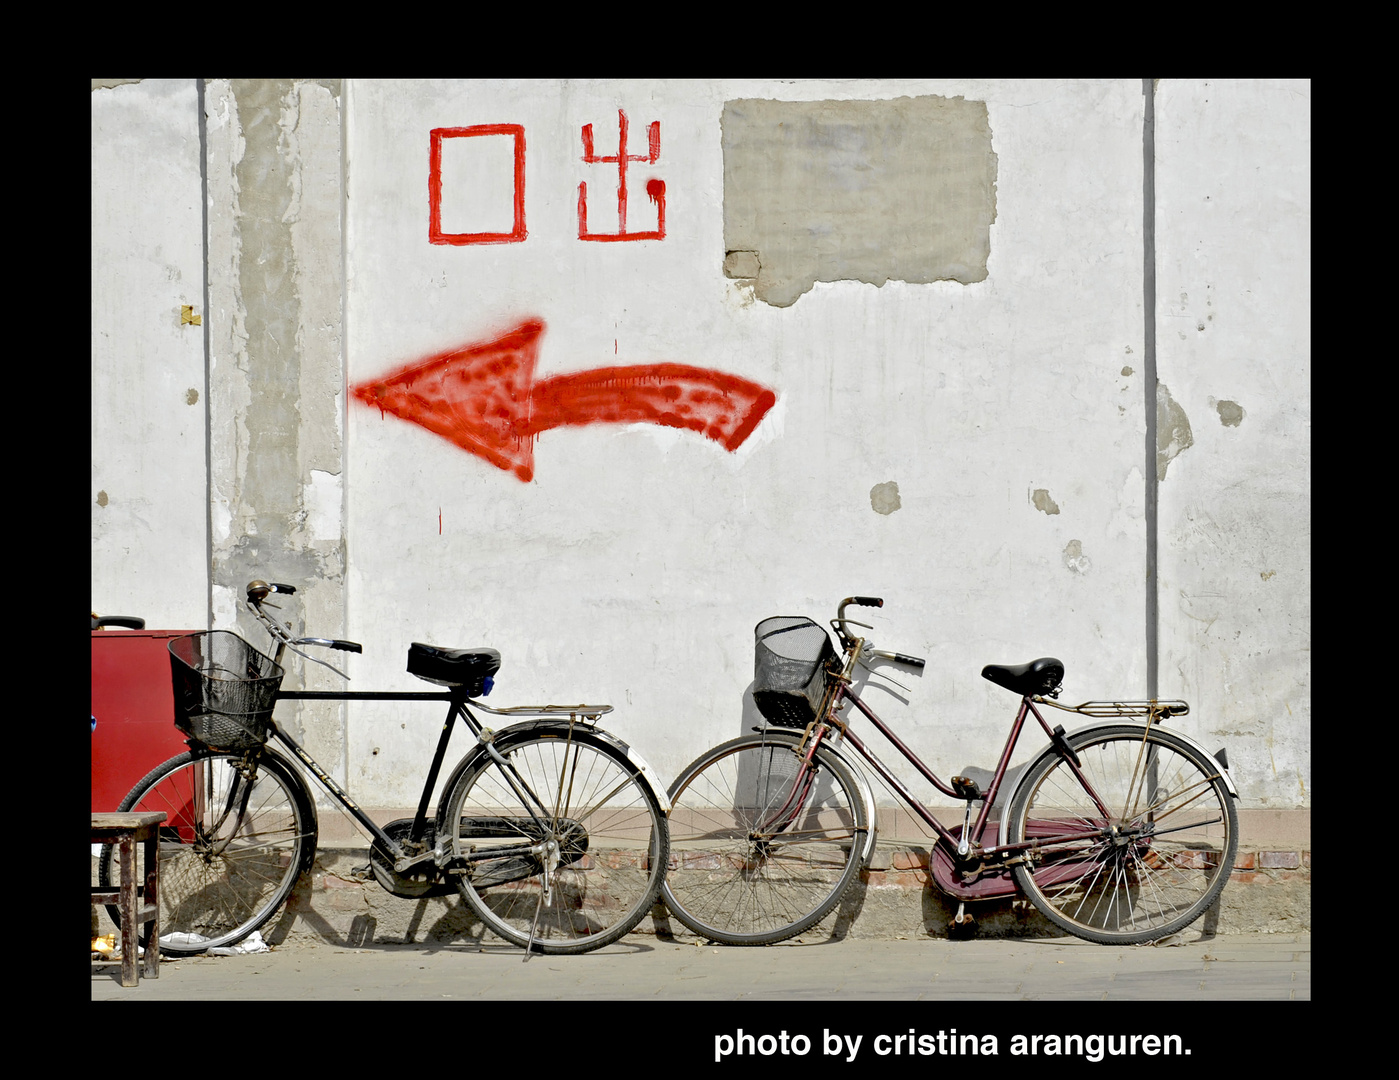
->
[1032,488,1060,515]
[1215,399,1245,427]
[1063,539,1091,574]
[870,481,901,515]
[204,77,347,768]
[722,96,997,307]
[1156,382,1194,481]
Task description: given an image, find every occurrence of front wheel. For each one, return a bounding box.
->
[661,732,869,945]
[442,727,668,954]
[1007,724,1237,944]
[97,748,317,955]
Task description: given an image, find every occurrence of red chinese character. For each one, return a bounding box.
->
[578,110,665,242]
[428,125,527,245]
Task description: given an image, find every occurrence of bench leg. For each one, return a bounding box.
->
[119,835,138,987]
[142,826,159,979]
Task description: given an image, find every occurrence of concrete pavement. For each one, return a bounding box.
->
[93,929,1309,1002]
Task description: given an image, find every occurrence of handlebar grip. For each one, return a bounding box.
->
[868,648,926,670]
[851,596,883,608]
[91,615,146,630]
[331,639,363,654]
[247,580,298,602]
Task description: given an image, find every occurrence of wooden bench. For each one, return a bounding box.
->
[91,812,165,986]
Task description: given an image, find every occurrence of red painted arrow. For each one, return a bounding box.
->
[351,319,777,482]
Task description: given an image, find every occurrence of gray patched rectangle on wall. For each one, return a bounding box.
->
[723,96,997,307]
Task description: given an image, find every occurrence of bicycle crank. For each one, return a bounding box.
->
[369,820,456,899]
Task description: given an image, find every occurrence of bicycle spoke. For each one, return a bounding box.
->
[447,731,667,953]
[1009,727,1236,944]
[662,735,867,944]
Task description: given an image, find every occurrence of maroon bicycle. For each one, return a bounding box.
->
[661,596,1238,945]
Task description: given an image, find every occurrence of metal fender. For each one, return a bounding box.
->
[822,740,880,864]
[434,718,671,820]
[578,723,672,813]
[995,722,1239,851]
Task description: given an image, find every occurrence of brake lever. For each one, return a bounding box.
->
[281,640,352,681]
[246,596,352,680]
[856,644,910,693]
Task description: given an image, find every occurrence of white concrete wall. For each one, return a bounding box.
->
[91,79,1310,825]
[91,79,209,627]
[1154,80,1310,806]
[342,79,1155,806]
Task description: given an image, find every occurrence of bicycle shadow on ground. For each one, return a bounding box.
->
[265,870,661,956]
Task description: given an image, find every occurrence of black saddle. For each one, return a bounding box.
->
[408,643,501,695]
[980,657,1064,698]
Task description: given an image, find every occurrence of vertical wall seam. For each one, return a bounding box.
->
[198,77,214,632]
[1143,78,1158,699]
[339,78,351,793]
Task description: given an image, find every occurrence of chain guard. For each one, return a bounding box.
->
[369,820,457,899]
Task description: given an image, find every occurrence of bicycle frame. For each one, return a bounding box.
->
[270,686,459,868]
[784,627,1204,885]
[799,683,1076,863]
[247,582,626,878]
[270,687,629,876]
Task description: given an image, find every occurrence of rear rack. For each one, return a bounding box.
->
[468,702,613,721]
[1034,698,1189,719]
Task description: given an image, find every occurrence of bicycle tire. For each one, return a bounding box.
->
[442,726,668,954]
[1006,724,1238,944]
[97,748,317,955]
[661,732,869,945]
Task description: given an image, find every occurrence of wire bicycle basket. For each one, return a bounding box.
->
[751,616,838,728]
[169,630,285,750]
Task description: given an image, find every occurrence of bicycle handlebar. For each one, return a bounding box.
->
[834,595,926,670]
[295,635,364,654]
[91,614,146,630]
[867,648,927,670]
[245,580,362,674]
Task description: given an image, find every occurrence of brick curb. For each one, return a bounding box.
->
[266,843,1311,948]
[92,841,1311,950]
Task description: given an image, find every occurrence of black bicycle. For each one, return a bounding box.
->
[97,580,670,956]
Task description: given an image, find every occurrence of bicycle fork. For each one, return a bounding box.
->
[202,756,259,857]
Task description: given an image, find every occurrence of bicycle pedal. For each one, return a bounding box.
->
[349,862,374,881]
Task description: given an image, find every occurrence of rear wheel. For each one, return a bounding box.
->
[1007,724,1237,944]
[98,749,316,954]
[443,728,668,954]
[661,733,869,945]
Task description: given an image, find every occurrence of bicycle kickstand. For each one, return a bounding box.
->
[523,839,561,963]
